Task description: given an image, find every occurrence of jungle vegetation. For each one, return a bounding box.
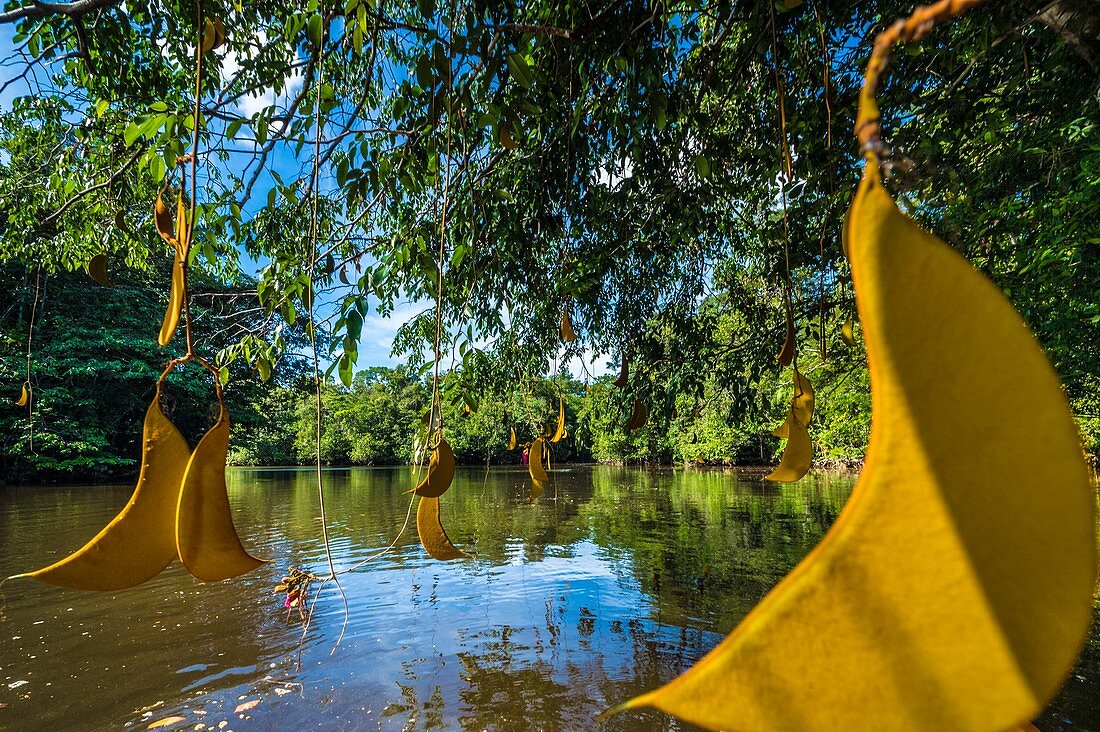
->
[0,0,1097,481]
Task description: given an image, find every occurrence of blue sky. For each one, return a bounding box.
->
[0,20,612,379]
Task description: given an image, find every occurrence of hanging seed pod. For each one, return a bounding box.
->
[87,252,115,287]
[613,155,1095,732]
[560,310,576,342]
[408,437,456,498]
[612,355,629,388]
[176,406,267,582]
[417,497,468,560]
[841,319,857,347]
[528,437,549,499]
[8,395,190,590]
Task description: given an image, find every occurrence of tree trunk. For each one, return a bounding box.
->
[1038,0,1100,73]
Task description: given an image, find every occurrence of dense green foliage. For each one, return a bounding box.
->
[0,1,1098,477]
[0,262,872,480]
[6,260,1100,482]
[0,264,297,480]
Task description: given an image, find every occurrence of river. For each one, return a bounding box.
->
[0,467,1096,731]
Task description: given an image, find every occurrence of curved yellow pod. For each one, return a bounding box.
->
[87,252,115,287]
[408,437,456,498]
[416,496,468,560]
[175,407,266,582]
[625,399,647,432]
[157,189,188,347]
[154,189,175,244]
[765,407,812,483]
[15,382,29,407]
[774,369,815,439]
[507,427,517,451]
[550,397,567,442]
[158,246,185,346]
[841,319,857,347]
[9,396,191,590]
[560,310,576,342]
[528,436,549,499]
[615,159,1097,731]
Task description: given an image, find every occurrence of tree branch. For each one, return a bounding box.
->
[0,0,119,24]
[42,145,143,224]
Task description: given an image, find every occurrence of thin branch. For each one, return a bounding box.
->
[0,0,119,24]
[42,145,144,224]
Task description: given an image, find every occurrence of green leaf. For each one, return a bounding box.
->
[694,154,710,178]
[307,15,324,47]
[507,53,533,89]
[256,356,272,382]
[338,354,353,387]
[123,122,143,147]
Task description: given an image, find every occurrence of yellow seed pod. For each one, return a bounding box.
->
[416,496,468,560]
[408,437,456,498]
[87,252,115,287]
[528,436,549,499]
[765,406,811,483]
[15,382,30,407]
[154,188,175,245]
[175,406,267,582]
[8,395,190,590]
[611,157,1096,732]
[550,397,567,442]
[841,319,856,347]
[560,310,576,342]
[201,17,217,53]
[158,247,186,346]
[773,370,814,439]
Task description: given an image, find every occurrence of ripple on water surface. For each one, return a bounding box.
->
[0,466,1096,731]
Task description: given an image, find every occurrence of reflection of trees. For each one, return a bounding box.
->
[578,467,853,631]
[239,463,856,636]
[449,621,705,732]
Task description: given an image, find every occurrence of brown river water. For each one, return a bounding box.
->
[0,466,1097,731]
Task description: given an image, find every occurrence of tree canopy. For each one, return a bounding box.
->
[0,0,1097,444]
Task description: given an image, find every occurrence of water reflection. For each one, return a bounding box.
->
[0,467,1095,731]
